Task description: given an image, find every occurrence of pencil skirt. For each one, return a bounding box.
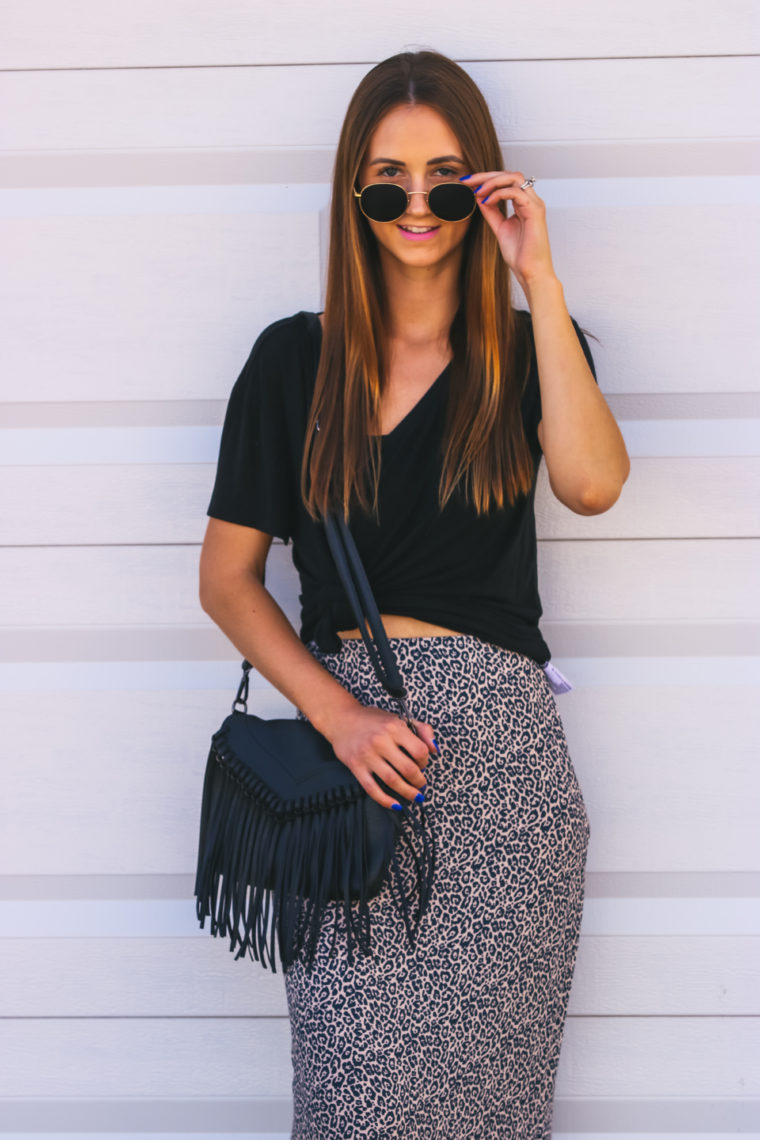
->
[284,633,591,1140]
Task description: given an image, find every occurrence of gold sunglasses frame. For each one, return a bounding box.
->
[353,181,477,224]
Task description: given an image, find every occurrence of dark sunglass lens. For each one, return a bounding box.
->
[360,184,408,222]
[429,183,475,221]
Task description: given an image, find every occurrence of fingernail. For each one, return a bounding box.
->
[432,738,441,755]
[391,802,403,811]
[414,791,425,804]
[458,174,471,181]
[482,195,490,203]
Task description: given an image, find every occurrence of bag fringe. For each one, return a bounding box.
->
[194,739,436,974]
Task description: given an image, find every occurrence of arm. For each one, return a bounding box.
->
[526,275,630,516]
[198,517,433,806]
[460,167,631,516]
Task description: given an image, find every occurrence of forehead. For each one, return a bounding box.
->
[365,103,463,160]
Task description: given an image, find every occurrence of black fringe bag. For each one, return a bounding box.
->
[194,510,437,974]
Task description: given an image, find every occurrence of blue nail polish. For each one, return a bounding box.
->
[482,194,490,203]
[458,174,470,181]
[414,792,425,804]
[432,738,441,755]
[391,802,403,811]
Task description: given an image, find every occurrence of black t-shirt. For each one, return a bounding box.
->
[206,309,598,662]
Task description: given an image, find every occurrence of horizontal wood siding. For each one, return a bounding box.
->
[2,2,758,1135]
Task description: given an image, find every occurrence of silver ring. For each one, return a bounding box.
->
[520,176,536,190]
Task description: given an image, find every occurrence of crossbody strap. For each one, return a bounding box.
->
[323,510,408,703]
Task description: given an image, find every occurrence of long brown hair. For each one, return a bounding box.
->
[301,49,536,524]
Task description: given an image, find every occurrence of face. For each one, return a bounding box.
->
[356,103,473,271]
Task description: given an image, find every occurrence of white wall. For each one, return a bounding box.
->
[1,2,759,1136]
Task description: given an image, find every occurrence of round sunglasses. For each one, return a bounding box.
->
[354,180,477,224]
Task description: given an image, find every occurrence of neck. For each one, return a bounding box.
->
[377,245,463,347]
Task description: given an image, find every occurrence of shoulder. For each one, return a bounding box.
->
[245,310,320,370]
[232,310,321,405]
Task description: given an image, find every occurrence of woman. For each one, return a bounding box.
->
[200,49,629,1140]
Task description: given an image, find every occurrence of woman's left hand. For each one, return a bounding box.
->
[461,170,556,290]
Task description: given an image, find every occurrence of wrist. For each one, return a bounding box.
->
[305,681,362,741]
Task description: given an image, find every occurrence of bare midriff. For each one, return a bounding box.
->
[337,614,464,639]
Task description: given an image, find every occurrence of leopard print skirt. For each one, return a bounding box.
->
[285,633,590,1140]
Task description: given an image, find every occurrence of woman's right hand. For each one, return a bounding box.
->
[324,703,437,810]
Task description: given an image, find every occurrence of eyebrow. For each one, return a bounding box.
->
[368,154,465,166]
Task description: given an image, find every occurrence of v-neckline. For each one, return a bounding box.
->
[307,311,450,440]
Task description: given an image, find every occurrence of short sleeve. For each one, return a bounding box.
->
[206,323,300,542]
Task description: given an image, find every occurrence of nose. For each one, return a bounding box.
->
[406,189,431,218]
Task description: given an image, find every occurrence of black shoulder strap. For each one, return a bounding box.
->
[322,511,407,701]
